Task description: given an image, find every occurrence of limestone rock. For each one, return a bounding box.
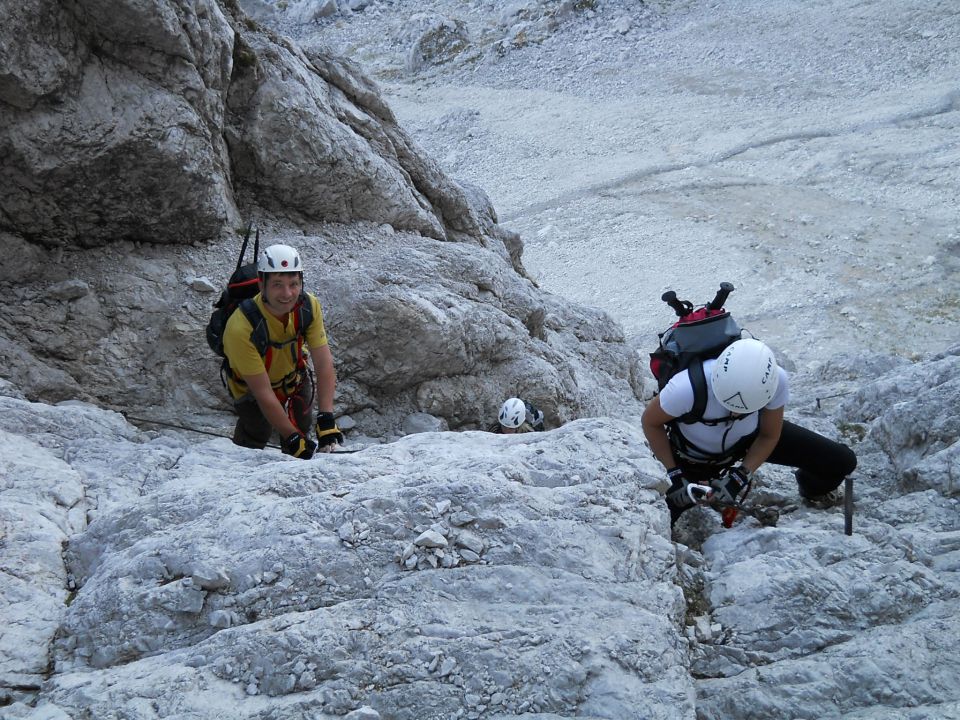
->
[0,0,514,249]
[840,346,960,495]
[401,412,448,435]
[406,15,471,72]
[0,0,239,247]
[1,343,959,717]
[0,2,644,433]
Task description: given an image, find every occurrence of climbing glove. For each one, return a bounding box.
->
[710,465,750,505]
[281,432,317,460]
[665,467,697,514]
[315,412,344,451]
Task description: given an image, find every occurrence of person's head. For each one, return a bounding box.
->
[258,244,303,310]
[711,338,780,414]
[498,397,527,433]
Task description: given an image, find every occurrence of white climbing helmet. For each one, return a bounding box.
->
[711,338,780,413]
[498,397,527,429]
[258,244,302,274]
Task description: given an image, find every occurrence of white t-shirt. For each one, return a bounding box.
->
[658,358,790,459]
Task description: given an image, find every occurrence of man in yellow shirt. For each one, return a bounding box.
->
[222,243,341,458]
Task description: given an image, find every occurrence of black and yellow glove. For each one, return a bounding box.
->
[315,412,344,451]
[711,465,750,505]
[281,432,317,460]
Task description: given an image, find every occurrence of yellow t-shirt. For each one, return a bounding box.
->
[222,293,328,399]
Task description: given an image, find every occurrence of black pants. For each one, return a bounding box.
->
[232,374,314,449]
[672,420,857,523]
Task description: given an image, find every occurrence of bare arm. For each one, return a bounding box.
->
[243,372,300,439]
[740,406,784,473]
[309,344,337,414]
[308,344,339,453]
[641,396,679,469]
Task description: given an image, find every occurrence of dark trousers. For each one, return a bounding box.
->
[672,420,857,522]
[766,420,858,496]
[232,374,314,449]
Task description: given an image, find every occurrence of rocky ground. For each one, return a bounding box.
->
[279,0,960,369]
[3,343,959,718]
[2,1,959,718]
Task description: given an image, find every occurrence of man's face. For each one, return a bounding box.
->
[262,272,303,312]
[500,425,519,434]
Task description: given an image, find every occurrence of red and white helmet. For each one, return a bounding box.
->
[258,244,302,274]
[711,339,780,413]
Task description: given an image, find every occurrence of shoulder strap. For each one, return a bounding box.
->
[295,292,314,335]
[289,292,314,370]
[680,361,737,425]
[239,298,269,357]
[680,360,708,424]
[237,294,314,377]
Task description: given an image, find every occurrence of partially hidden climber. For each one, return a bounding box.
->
[490,397,546,434]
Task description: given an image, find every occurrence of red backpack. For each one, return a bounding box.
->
[649,282,743,423]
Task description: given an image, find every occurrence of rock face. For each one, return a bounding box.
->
[0,0,646,433]
[0,221,645,436]
[226,33,483,241]
[0,0,503,247]
[1,346,959,717]
[0,394,686,716]
[0,0,238,246]
[842,346,960,497]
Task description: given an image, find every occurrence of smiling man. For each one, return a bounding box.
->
[222,243,341,458]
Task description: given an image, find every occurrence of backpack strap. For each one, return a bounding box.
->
[677,359,738,425]
[237,294,315,380]
[298,292,314,330]
[239,298,270,357]
[217,299,266,387]
[291,292,314,369]
[678,360,709,424]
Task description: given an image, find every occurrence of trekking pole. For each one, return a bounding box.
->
[661,290,693,318]
[236,223,254,273]
[706,282,735,311]
[844,476,854,536]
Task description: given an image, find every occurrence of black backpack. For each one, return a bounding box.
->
[206,227,314,379]
[206,225,262,358]
[649,282,743,423]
